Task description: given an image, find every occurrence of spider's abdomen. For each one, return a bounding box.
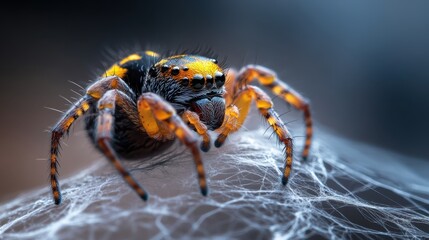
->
[103,51,161,95]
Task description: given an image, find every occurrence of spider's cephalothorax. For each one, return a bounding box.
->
[145,55,226,130]
[49,50,313,205]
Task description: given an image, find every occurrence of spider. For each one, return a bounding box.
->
[49,50,313,205]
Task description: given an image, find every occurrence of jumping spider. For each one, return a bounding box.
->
[49,50,313,204]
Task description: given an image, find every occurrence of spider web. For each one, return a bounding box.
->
[1,127,428,239]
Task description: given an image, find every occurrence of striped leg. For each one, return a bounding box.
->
[182,110,211,152]
[236,65,313,160]
[217,85,294,185]
[96,90,148,201]
[137,93,208,195]
[50,97,91,204]
[49,75,134,205]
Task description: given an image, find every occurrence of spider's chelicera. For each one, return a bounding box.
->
[49,51,313,204]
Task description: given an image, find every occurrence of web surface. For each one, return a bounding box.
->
[1,129,429,239]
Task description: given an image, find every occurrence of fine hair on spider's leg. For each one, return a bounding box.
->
[50,96,92,204]
[244,86,294,185]
[96,90,148,201]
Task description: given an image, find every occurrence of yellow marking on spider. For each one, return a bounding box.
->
[145,50,160,57]
[138,99,169,140]
[272,85,283,95]
[119,54,142,65]
[167,54,187,60]
[82,102,90,111]
[255,99,272,109]
[156,55,222,81]
[259,76,275,85]
[267,116,276,125]
[76,109,83,116]
[183,59,220,77]
[64,117,75,128]
[103,64,128,78]
[140,110,161,138]
[285,94,300,107]
[153,109,172,121]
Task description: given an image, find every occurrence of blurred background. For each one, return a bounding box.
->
[0,0,428,201]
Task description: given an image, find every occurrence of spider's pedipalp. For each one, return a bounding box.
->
[182,110,211,152]
[214,105,239,148]
[137,93,208,196]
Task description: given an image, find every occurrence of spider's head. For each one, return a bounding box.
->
[146,55,226,130]
[149,55,226,91]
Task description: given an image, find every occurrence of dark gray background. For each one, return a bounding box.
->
[1,0,428,201]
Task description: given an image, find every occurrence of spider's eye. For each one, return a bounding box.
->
[161,65,169,72]
[192,74,205,90]
[181,77,189,87]
[206,75,214,89]
[171,66,180,75]
[214,71,225,88]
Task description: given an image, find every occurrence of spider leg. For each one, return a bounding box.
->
[223,68,238,106]
[216,85,294,185]
[50,97,91,204]
[50,76,134,204]
[235,65,312,160]
[96,90,148,201]
[137,93,208,195]
[182,110,211,152]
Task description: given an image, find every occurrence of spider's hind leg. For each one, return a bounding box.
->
[96,89,149,201]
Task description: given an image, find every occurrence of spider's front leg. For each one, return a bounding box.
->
[96,90,149,201]
[216,86,294,185]
[236,65,313,160]
[50,76,134,204]
[137,93,208,195]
